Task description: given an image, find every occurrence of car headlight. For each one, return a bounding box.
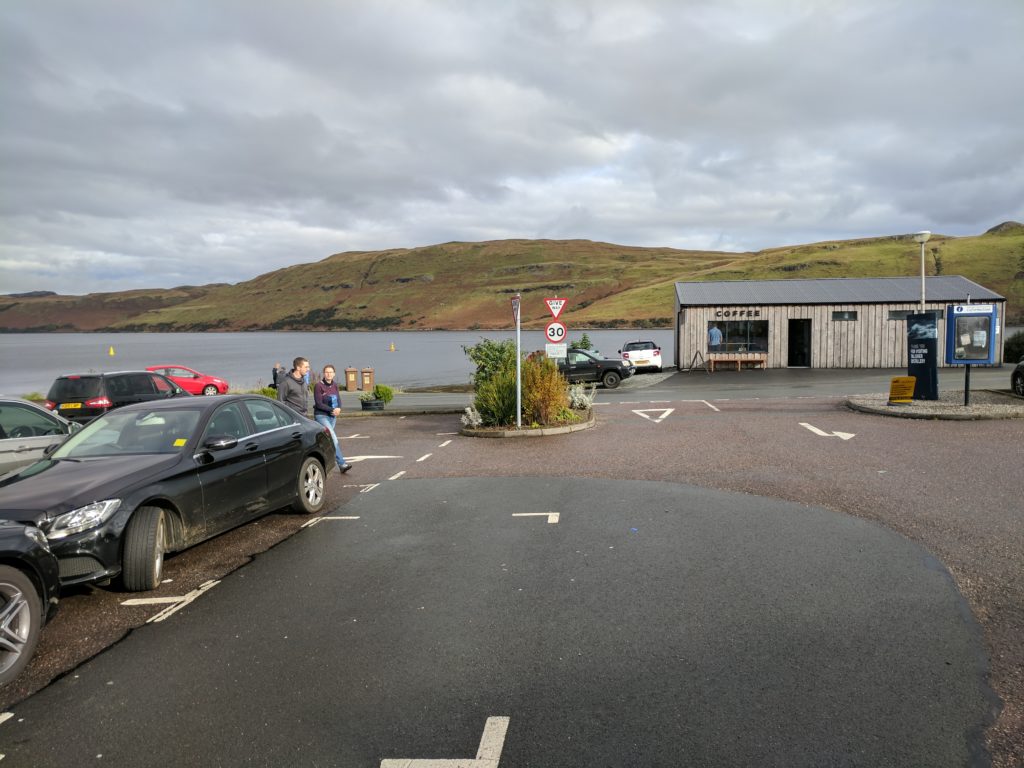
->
[46,499,122,540]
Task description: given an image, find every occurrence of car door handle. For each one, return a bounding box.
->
[291,431,302,440]
[244,442,259,452]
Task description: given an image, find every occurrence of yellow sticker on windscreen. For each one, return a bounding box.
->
[173,438,187,447]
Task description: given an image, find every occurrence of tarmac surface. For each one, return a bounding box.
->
[1,365,1020,766]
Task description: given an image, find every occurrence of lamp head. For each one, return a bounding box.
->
[913,230,932,244]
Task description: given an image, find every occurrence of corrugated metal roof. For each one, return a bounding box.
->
[674,276,1004,306]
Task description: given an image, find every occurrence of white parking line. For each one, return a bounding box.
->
[389,471,406,480]
[438,440,452,448]
[437,432,458,436]
[417,453,432,462]
[0,712,14,726]
[513,512,560,524]
[302,515,361,528]
[346,455,403,462]
[360,483,380,493]
[702,400,721,411]
[141,580,220,623]
[340,433,370,439]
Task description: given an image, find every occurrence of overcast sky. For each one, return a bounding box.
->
[2,1,1022,296]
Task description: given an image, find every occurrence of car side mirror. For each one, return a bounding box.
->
[617,349,622,354]
[203,435,237,451]
[43,442,60,457]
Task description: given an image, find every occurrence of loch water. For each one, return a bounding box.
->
[1,329,677,397]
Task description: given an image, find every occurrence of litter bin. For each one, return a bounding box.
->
[344,367,358,392]
[360,367,375,392]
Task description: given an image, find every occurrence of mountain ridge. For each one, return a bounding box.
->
[3,226,1022,331]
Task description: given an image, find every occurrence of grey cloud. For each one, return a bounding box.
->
[2,0,1022,295]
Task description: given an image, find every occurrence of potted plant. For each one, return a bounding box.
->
[359,383,394,411]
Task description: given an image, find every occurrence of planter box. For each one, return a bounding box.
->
[360,399,384,411]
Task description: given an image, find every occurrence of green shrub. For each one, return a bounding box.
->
[1005,330,1024,364]
[473,364,518,427]
[463,338,517,388]
[569,332,593,350]
[372,383,395,404]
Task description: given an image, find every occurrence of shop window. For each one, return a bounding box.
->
[832,311,858,321]
[708,320,769,352]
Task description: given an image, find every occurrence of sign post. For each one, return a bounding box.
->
[511,294,521,429]
[945,303,997,406]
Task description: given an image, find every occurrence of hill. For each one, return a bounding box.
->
[2,226,1022,331]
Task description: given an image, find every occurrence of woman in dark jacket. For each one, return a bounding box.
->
[313,365,350,473]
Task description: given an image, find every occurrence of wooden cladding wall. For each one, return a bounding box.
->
[676,302,1007,369]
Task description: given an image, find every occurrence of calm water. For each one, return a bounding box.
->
[0,329,677,397]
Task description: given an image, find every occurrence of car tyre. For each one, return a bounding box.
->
[293,457,326,514]
[0,565,43,685]
[122,506,166,592]
[1014,373,1024,397]
[202,385,219,396]
[602,371,621,389]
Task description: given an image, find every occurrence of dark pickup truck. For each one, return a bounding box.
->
[557,349,635,389]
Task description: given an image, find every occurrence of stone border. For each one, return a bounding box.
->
[460,409,596,438]
[846,390,1024,420]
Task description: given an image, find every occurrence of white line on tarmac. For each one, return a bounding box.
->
[145,580,220,623]
[360,484,380,493]
[417,453,432,462]
[346,455,403,462]
[702,400,721,411]
[438,440,452,448]
[340,434,370,439]
[513,512,560,524]
[0,712,13,726]
[302,515,361,528]
[437,432,458,435]
[389,471,406,480]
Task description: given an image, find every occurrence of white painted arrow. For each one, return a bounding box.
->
[513,512,560,524]
[381,716,509,768]
[632,408,675,423]
[800,422,856,440]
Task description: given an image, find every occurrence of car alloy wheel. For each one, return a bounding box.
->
[0,566,42,684]
[202,385,219,396]
[1014,373,1024,397]
[294,457,326,513]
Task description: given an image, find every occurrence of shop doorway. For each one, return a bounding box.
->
[788,319,812,367]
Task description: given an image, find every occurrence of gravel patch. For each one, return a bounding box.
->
[848,389,1024,419]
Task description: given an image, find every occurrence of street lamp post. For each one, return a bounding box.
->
[914,231,931,310]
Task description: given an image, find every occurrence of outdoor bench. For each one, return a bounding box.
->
[708,352,768,372]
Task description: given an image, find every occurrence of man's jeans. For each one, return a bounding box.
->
[314,413,346,468]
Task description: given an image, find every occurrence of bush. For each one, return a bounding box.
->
[463,338,517,389]
[1005,330,1024,364]
[569,332,593,350]
[473,364,518,427]
[361,383,394,403]
[522,353,570,425]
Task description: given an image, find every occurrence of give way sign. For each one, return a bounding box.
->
[544,297,567,319]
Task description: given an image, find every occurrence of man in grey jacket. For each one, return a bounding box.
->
[277,357,311,416]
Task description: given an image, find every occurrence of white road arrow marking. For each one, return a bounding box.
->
[800,423,856,440]
[632,408,675,423]
[513,512,560,524]
[346,455,403,462]
[381,716,510,768]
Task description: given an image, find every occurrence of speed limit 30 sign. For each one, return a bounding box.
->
[545,321,567,342]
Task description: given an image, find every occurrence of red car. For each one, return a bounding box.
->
[145,365,229,396]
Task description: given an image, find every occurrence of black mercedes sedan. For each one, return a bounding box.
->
[0,520,60,684]
[0,395,334,591]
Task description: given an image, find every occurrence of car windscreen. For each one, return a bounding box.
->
[53,408,203,457]
[47,376,102,401]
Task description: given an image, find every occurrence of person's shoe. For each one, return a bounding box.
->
[339,463,352,473]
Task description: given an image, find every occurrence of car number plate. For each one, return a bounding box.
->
[635,358,650,365]
[60,402,83,409]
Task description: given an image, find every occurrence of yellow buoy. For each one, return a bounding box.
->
[108,346,115,356]
[389,342,396,352]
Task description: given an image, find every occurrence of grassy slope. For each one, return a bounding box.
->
[2,227,1021,331]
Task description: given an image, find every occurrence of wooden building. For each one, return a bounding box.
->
[673,276,1007,369]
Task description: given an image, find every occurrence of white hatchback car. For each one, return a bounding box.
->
[0,398,80,476]
[619,340,663,372]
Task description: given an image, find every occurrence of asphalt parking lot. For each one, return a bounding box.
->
[1,373,1021,766]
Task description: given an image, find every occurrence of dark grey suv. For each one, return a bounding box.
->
[44,371,189,424]
[1012,357,1024,397]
